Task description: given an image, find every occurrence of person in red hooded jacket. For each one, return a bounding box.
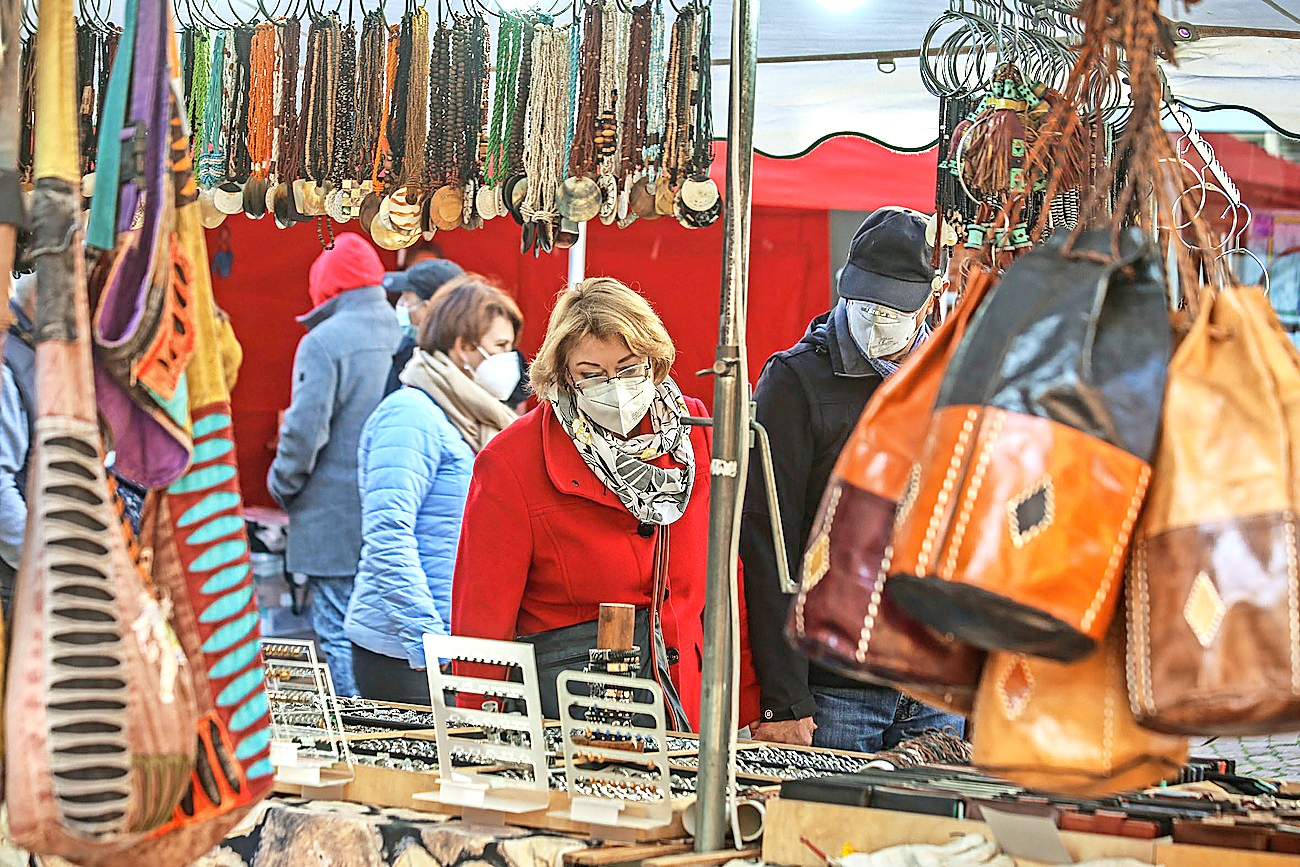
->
[452,278,758,729]
[268,234,404,696]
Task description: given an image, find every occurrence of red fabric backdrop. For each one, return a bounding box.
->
[211,133,1300,508]
[213,207,833,508]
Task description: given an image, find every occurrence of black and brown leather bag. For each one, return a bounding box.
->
[972,618,1187,796]
[887,227,1171,663]
[785,265,992,713]
[1127,285,1300,736]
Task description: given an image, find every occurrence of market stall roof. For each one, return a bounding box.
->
[702,0,1300,154]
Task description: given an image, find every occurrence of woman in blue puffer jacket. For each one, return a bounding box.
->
[345,275,525,703]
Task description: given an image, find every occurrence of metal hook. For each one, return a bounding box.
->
[1217,247,1271,296]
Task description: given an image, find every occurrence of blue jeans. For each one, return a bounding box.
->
[308,576,358,697]
[811,684,965,754]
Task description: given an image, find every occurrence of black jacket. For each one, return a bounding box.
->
[739,309,885,722]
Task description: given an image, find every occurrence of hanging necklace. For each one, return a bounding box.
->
[226,26,254,184]
[188,29,212,156]
[197,31,227,188]
[522,22,570,232]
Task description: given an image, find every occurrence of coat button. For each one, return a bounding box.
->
[666,648,680,665]
[764,709,774,720]
[571,480,580,487]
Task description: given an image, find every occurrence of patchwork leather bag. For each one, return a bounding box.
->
[1127,286,1300,736]
[785,266,992,713]
[887,228,1170,663]
[972,618,1187,796]
[5,0,198,856]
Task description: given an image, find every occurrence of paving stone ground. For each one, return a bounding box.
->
[1194,735,1300,779]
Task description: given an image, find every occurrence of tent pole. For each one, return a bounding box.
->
[694,0,759,850]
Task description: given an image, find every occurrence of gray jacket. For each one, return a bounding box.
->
[268,285,403,577]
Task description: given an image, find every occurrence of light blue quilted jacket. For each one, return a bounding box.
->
[345,387,474,669]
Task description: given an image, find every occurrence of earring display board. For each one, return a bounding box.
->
[416,634,551,816]
[554,670,673,833]
[261,639,355,791]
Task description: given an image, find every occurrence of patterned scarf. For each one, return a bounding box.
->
[549,377,696,525]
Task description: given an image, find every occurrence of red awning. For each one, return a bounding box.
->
[706,133,1300,215]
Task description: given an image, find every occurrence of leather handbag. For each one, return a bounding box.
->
[971,619,1187,796]
[887,228,1170,663]
[5,0,199,855]
[1127,285,1300,735]
[520,527,690,730]
[785,266,992,713]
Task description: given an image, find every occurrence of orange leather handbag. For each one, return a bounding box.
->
[972,619,1187,796]
[1127,286,1300,736]
[887,228,1170,663]
[785,267,993,712]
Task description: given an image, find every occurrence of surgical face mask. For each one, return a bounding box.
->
[575,376,656,437]
[395,304,416,338]
[473,348,522,401]
[846,300,922,359]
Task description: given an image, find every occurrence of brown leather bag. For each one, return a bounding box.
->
[1127,286,1300,735]
[972,619,1186,796]
[784,266,992,713]
[887,229,1170,663]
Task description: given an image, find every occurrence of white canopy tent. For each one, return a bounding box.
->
[701,0,1300,153]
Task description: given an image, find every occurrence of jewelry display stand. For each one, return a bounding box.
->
[415,635,551,822]
[553,670,673,839]
[261,639,355,796]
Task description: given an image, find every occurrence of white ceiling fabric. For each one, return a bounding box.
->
[704,0,1300,154]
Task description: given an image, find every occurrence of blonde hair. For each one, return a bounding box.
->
[529,278,675,396]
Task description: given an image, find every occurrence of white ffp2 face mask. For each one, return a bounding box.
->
[846,300,921,359]
[472,348,523,401]
[575,376,656,437]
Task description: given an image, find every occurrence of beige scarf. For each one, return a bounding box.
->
[399,349,519,452]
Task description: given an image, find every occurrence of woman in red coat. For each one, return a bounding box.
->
[451,278,756,729]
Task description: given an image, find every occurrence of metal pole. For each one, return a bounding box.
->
[568,221,588,287]
[694,0,759,850]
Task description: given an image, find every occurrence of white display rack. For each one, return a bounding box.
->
[260,639,354,794]
[415,634,550,818]
[554,670,673,835]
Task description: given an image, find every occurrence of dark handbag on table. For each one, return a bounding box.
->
[1127,285,1300,735]
[887,228,1171,663]
[785,265,992,714]
[519,526,690,730]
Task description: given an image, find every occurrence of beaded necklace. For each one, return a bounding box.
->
[226,26,254,182]
[521,22,570,223]
[620,3,652,180]
[428,18,450,185]
[384,13,412,184]
[469,14,491,184]
[356,11,386,189]
[278,18,302,183]
[687,2,712,177]
[564,22,580,167]
[403,7,430,187]
[570,1,601,177]
[484,13,523,186]
[304,16,340,182]
[197,30,227,187]
[247,22,276,180]
[507,13,535,179]
[188,29,211,154]
[332,22,357,184]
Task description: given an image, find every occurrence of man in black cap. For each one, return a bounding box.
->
[383,258,467,396]
[740,207,965,752]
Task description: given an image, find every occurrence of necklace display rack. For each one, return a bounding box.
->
[416,634,553,819]
[18,0,720,253]
[260,638,356,794]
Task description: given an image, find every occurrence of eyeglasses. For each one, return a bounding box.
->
[573,362,651,392]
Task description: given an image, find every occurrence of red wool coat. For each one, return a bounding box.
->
[451,398,759,728]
